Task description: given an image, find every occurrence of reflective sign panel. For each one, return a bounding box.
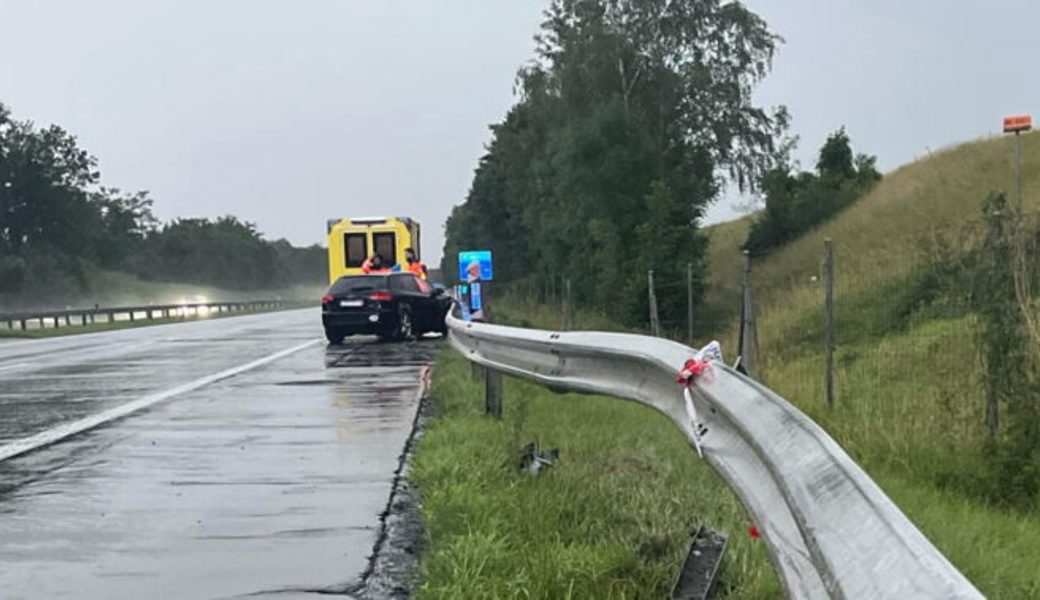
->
[458,250,493,281]
[1003,115,1032,133]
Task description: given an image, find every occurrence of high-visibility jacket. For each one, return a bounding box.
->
[407,261,427,280]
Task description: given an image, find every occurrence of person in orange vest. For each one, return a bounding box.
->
[404,247,427,280]
[361,254,391,274]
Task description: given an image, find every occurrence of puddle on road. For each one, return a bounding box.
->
[273,379,340,386]
[323,337,442,369]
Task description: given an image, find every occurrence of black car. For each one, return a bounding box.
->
[321,273,450,344]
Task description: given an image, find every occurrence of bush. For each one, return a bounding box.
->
[744,128,880,255]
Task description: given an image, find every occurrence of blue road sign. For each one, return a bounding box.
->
[458,250,493,281]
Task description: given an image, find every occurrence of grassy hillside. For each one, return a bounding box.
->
[700,130,1040,557]
[705,130,1040,338]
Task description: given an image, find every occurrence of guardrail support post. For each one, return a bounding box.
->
[485,368,503,418]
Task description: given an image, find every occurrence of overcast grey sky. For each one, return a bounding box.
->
[1,1,1037,262]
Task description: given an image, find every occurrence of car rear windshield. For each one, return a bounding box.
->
[330,275,387,295]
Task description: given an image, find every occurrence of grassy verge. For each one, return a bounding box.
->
[0,304,307,340]
[414,349,780,598]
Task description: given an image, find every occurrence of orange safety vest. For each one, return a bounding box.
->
[407,261,426,280]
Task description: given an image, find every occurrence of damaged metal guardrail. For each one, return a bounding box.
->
[446,312,985,600]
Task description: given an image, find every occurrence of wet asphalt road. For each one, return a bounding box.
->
[0,309,440,599]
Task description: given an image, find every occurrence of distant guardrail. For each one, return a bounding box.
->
[446,311,984,600]
[0,299,308,332]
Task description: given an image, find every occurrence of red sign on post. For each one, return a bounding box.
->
[1003,115,1032,133]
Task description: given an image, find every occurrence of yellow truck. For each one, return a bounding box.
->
[325,216,421,283]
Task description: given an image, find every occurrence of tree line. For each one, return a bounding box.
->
[440,0,857,330]
[0,102,324,297]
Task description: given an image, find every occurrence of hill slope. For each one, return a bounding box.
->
[705,130,1040,336]
[695,131,1040,597]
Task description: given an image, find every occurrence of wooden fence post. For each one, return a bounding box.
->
[823,238,836,408]
[686,262,694,345]
[564,278,573,331]
[648,270,661,337]
[740,251,759,378]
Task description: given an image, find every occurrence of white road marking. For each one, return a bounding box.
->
[0,338,322,463]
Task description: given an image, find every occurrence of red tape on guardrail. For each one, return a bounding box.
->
[676,358,710,386]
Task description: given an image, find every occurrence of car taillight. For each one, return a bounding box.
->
[368,291,393,302]
[321,293,334,304]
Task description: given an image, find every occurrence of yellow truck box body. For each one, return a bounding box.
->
[326,217,420,283]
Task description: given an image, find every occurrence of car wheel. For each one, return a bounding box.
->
[325,328,344,345]
[395,305,415,342]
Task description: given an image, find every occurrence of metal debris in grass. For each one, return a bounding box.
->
[513,441,559,476]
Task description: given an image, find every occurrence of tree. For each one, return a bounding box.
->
[817,127,855,180]
[93,189,157,269]
[443,0,788,328]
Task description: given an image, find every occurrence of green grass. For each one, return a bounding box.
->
[414,349,781,599]
[494,294,630,333]
[875,472,1040,599]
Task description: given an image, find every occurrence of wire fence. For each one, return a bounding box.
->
[728,210,1040,487]
[482,212,1036,429]
[472,204,1040,509]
